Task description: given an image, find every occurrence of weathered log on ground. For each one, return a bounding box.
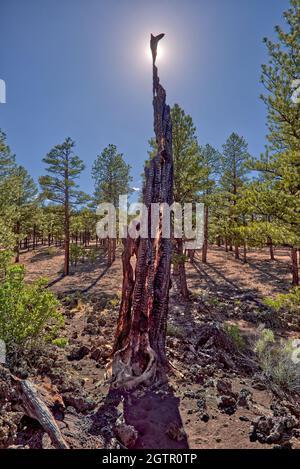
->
[0,365,69,449]
[109,35,173,389]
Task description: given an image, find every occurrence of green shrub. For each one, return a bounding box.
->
[172,253,188,267]
[224,323,246,351]
[46,246,57,256]
[254,328,275,355]
[86,247,98,263]
[167,323,184,338]
[52,337,68,348]
[254,328,300,393]
[208,297,221,306]
[0,263,63,351]
[0,250,13,280]
[108,296,120,308]
[70,244,84,266]
[263,288,300,315]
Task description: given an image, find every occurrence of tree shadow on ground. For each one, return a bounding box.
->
[89,385,189,449]
[244,258,291,285]
[28,249,62,263]
[190,250,290,298]
[81,265,110,293]
[217,247,291,291]
[41,253,110,293]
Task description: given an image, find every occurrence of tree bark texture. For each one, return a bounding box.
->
[202,204,209,263]
[291,247,299,286]
[110,41,173,389]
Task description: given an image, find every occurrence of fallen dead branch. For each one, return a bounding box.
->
[0,365,69,449]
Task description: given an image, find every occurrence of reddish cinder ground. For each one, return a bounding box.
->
[3,244,298,449]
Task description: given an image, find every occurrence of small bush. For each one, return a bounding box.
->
[167,323,184,338]
[86,247,98,263]
[70,244,84,266]
[46,247,57,256]
[0,262,63,353]
[224,323,246,351]
[52,337,68,348]
[254,328,275,355]
[208,297,221,306]
[108,296,120,308]
[172,253,188,267]
[263,288,300,315]
[0,250,13,280]
[254,328,300,393]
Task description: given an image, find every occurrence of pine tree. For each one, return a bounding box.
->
[92,144,132,206]
[92,144,132,264]
[219,133,251,259]
[0,132,36,254]
[39,137,87,276]
[11,166,38,262]
[198,144,221,263]
[0,131,16,249]
[254,0,300,284]
[0,129,15,179]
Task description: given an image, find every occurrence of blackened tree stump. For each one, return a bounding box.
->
[109,35,173,389]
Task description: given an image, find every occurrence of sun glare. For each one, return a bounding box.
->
[146,43,164,62]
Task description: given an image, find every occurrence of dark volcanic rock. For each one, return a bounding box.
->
[90,348,102,361]
[237,388,252,408]
[216,379,234,396]
[250,415,298,444]
[67,346,90,361]
[63,393,97,413]
[217,395,237,415]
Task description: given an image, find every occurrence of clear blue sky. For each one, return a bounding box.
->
[0,0,289,197]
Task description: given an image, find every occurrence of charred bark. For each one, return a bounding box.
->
[109,35,173,389]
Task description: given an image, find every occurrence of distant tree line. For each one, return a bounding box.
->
[0,1,298,286]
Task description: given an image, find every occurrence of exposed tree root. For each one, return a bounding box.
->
[169,361,185,379]
[107,339,158,390]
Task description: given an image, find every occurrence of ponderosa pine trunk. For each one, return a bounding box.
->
[202,204,209,263]
[174,238,189,298]
[268,236,275,260]
[188,249,195,262]
[107,238,116,266]
[110,35,173,389]
[235,244,239,259]
[243,242,247,263]
[291,247,299,286]
[63,168,70,276]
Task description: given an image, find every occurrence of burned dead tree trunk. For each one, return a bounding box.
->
[109,34,173,389]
